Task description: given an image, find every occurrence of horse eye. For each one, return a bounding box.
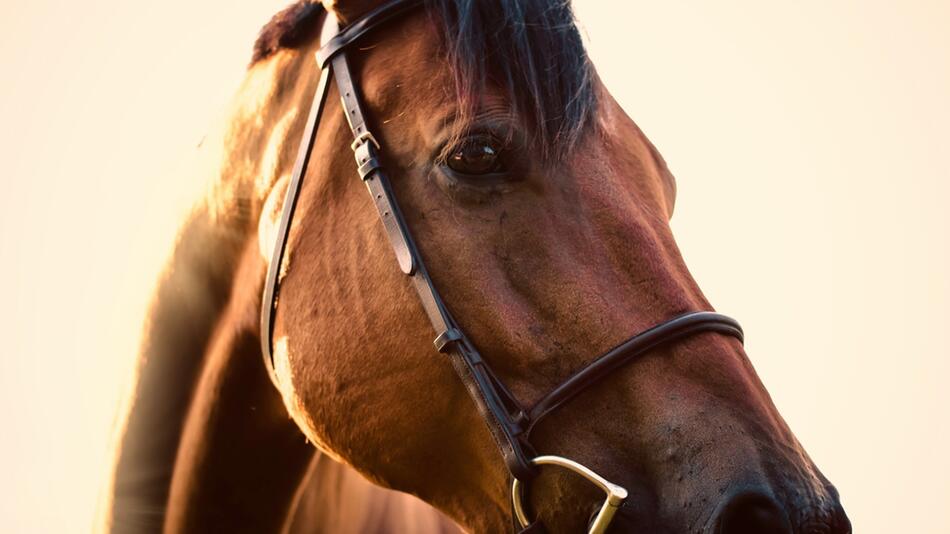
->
[446,139,504,175]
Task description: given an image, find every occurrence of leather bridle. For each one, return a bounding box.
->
[259,1,744,532]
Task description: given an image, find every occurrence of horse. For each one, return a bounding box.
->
[100,0,851,532]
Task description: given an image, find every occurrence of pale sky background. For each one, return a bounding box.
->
[1,1,947,532]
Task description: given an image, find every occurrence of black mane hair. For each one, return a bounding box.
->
[252,0,596,158]
[427,0,595,158]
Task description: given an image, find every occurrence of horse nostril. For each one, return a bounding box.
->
[715,492,792,534]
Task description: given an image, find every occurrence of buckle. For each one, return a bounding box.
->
[511,455,628,534]
[350,130,380,152]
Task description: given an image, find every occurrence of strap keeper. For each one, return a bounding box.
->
[433,328,463,353]
[354,141,383,180]
[357,155,383,180]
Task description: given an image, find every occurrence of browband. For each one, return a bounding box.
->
[316,0,425,68]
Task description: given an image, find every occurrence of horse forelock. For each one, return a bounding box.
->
[427,0,596,161]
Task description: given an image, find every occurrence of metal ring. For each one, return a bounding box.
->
[511,455,629,534]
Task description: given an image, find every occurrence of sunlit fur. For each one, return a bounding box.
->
[101,1,849,533]
[100,28,454,532]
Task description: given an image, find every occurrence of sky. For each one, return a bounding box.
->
[1,1,948,532]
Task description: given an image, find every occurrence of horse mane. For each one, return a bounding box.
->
[252,1,323,65]
[251,0,596,159]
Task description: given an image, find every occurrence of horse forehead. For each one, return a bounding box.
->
[356,13,446,101]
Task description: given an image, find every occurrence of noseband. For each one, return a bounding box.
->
[259,1,744,531]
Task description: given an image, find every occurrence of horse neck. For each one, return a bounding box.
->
[101,45,323,532]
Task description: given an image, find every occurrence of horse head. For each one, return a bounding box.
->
[259,1,850,532]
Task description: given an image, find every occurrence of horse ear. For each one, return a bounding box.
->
[321,0,385,25]
[644,137,678,217]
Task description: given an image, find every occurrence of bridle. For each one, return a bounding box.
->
[259,1,744,532]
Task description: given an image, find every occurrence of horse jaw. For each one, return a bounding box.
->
[272,335,349,466]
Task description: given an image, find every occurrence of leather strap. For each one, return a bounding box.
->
[259,12,338,388]
[329,45,538,481]
[525,312,743,432]
[315,0,425,68]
